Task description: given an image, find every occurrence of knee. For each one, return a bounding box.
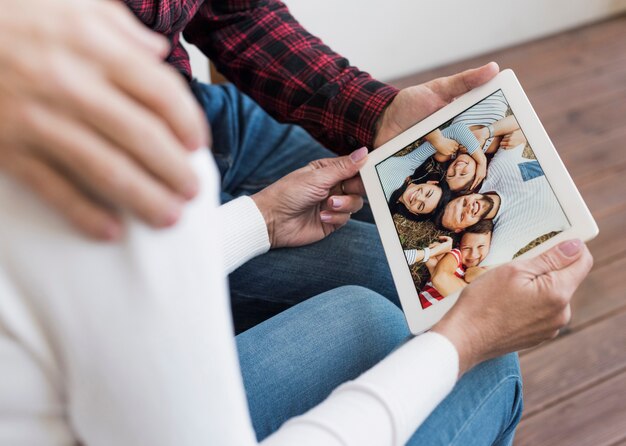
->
[475,353,524,432]
[313,285,410,352]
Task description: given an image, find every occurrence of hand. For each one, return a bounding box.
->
[433,240,593,376]
[432,137,460,158]
[429,236,454,256]
[464,266,487,283]
[500,129,527,149]
[252,148,368,249]
[470,157,487,191]
[373,63,499,148]
[0,0,209,240]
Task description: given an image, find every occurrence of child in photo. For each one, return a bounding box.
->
[418,219,493,309]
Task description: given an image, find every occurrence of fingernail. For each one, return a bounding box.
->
[320,212,332,222]
[162,202,183,227]
[350,147,368,163]
[183,180,199,199]
[331,197,342,208]
[558,239,582,257]
[103,222,122,241]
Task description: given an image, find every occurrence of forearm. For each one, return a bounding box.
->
[432,272,467,297]
[470,148,487,170]
[405,249,425,265]
[184,0,397,153]
[491,115,520,136]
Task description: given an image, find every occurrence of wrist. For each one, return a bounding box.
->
[251,191,277,248]
[432,313,483,376]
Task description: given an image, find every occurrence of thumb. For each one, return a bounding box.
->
[433,62,499,102]
[517,239,584,278]
[313,147,368,187]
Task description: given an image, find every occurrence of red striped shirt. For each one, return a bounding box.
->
[419,249,465,309]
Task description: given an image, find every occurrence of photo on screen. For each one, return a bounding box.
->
[375,90,571,310]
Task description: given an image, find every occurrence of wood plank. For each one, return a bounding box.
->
[515,370,626,446]
[586,205,626,267]
[527,60,626,120]
[519,311,626,417]
[561,128,626,186]
[569,255,626,331]
[390,15,626,89]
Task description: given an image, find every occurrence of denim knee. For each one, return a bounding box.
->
[315,285,410,347]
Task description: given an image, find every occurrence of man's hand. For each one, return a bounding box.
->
[0,0,209,240]
[433,240,593,376]
[252,148,368,249]
[374,63,499,148]
[500,129,527,149]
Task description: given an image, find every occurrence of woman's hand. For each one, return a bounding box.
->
[500,129,527,149]
[374,63,499,148]
[252,148,368,249]
[429,236,454,257]
[0,0,209,240]
[470,150,488,191]
[432,137,460,158]
[433,240,593,376]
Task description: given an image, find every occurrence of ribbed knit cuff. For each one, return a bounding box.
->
[217,196,270,274]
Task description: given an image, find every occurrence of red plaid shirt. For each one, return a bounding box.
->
[123,0,398,153]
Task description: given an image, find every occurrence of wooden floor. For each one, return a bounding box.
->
[390,15,626,446]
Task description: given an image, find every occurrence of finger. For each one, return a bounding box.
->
[6,153,122,240]
[470,178,480,191]
[327,194,364,214]
[517,239,585,278]
[309,147,368,188]
[71,19,209,150]
[548,244,594,299]
[24,104,184,228]
[342,175,366,196]
[55,68,199,199]
[320,211,352,227]
[96,1,170,57]
[431,62,500,102]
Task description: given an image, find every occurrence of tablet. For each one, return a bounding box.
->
[360,69,598,335]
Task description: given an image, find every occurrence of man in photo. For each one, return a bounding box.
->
[437,142,570,265]
[418,220,493,309]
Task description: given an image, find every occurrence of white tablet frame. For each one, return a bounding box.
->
[360,69,598,335]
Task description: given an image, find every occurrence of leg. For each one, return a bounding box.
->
[236,286,411,441]
[229,218,399,333]
[407,353,523,446]
[192,82,389,332]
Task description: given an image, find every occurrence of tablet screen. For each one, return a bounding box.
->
[374,90,571,310]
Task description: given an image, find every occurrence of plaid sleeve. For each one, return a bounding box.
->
[183,0,398,153]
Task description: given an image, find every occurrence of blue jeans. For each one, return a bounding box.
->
[191,81,397,333]
[237,287,523,445]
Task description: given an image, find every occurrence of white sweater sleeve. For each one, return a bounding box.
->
[217,196,270,274]
[264,332,458,446]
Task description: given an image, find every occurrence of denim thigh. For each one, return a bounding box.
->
[236,286,411,441]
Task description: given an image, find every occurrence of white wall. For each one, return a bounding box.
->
[284,0,626,80]
[186,0,626,83]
